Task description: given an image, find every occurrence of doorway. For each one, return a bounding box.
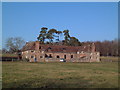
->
[64,55,66,59]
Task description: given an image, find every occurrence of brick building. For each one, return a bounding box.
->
[21,41,100,62]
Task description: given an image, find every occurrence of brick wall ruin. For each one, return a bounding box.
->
[21,41,100,62]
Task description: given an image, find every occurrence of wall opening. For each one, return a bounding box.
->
[56,55,60,58]
[39,46,41,49]
[71,55,73,58]
[31,56,34,58]
[31,50,34,52]
[64,55,66,59]
[49,54,52,58]
[45,54,48,58]
[40,56,43,58]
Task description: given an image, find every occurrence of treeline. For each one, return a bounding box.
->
[82,39,118,56]
[37,27,118,56]
[37,27,81,46]
[2,27,118,57]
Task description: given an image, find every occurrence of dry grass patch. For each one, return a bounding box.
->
[2,61,118,88]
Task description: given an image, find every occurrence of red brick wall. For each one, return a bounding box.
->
[22,50,100,62]
[35,41,39,51]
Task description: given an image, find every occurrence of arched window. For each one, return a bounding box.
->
[56,55,60,58]
[45,54,48,58]
[64,55,66,59]
[49,54,52,58]
[40,56,43,58]
[39,46,41,49]
[71,55,73,58]
[31,56,34,58]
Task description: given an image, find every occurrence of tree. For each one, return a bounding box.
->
[37,27,82,46]
[37,27,48,43]
[6,37,25,53]
[46,32,54,43]
[46,29,57,43]
[56,31,62,42]
[69,37,81,46]
[63,30,70,45]
[83,39,119,56]
[2,48,8,53]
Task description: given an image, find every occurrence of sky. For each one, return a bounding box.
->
[2,2,118,48]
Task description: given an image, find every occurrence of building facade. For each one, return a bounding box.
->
[21,41,100,62]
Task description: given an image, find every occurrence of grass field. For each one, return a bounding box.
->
[0,62,2,89]
[100,56,118,62]
[0,53,18,57]
[2,59,119,88]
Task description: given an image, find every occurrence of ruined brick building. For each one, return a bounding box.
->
[21,41,100,62]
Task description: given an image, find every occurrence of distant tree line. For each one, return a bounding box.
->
[2,27,118,57]
[37,27,81,46]
[82,39,118,56]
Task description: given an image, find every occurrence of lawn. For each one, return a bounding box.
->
[2,60,118,88]
[0,62,2,89]
[100,56,118,62]
[0,54,18,57]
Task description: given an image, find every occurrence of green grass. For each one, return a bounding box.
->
[2,60,118,88]
[100,56,118,62]
[0,53,18,57]
[0,62,2,89]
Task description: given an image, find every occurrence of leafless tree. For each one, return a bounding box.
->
[6,37,25,53]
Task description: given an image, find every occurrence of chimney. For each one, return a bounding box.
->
[88,44,90,52]
[35,41,40,51]
[91,43,95,52]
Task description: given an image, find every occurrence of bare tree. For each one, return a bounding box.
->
[82,39,118,56]
[2,48,8,53]
[6,37,25,53]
